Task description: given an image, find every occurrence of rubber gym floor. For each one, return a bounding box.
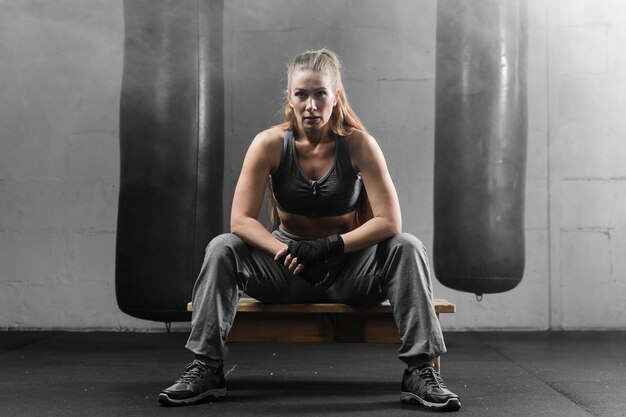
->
[1,331,625,416]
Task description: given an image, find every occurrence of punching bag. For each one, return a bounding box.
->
[433,0,527,295]
[116,0,224,322]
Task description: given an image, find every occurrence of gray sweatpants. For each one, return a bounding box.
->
[185,230,447,369]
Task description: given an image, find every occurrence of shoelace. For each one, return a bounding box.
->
[418,367,448,390]
[176,361,210,384]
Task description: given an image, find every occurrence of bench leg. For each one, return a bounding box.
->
[434,312,441,374]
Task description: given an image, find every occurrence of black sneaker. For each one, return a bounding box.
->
[158,359,227,406]
[400,367,461,411]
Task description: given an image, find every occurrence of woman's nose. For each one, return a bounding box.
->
[306,98,317,111]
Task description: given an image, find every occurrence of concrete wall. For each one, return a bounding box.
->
[0,0,624,330]
[547,0,626,329]
[0,0,133,329]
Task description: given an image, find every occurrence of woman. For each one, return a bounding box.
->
[158,49,461,411]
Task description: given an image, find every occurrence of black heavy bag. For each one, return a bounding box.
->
[433,0,528,295]
[116,0,224,321]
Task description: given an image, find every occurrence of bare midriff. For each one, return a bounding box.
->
[277,209,358,238]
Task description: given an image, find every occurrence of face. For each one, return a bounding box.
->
[288,70,339,134]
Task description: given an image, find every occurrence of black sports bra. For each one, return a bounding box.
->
[270,128,364,217]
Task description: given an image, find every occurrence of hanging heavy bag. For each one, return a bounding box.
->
[115,0,224,322]
[433,0,528,295]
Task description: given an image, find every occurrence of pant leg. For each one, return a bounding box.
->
[185,233,254,362]
[324,232,447,367]
[185,232,329,362]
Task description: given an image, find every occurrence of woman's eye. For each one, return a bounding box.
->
[295,91,306,98]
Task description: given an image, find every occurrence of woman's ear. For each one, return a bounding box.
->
[285,89,293,108]
[333,89,340,107]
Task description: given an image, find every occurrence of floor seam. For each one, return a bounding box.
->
[475,335,595,417]
[547,383,597,416]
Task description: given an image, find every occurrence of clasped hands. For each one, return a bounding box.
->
[274,235,344,286]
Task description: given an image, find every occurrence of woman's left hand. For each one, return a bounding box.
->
[274,244,331,286]
[274,246,305,275]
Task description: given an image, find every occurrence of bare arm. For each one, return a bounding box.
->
[273,130,401,276]
[341,130,402,252]
[230,128,286,256]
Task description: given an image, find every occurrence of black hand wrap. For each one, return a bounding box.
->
[287,234,344,266]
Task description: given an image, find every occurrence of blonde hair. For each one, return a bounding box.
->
[268,49,370,230]
[279,48,366,136]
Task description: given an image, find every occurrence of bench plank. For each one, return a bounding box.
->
[187,298,456,314]
[185,298,455,374]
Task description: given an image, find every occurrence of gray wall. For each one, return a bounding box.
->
[0,0,624,330]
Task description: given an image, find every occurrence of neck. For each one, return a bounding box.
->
[295,124,332,145]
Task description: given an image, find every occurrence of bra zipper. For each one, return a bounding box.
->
[311,181,318,216]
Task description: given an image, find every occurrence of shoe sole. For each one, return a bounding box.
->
[400,391,461,411]
[158,388,227,406]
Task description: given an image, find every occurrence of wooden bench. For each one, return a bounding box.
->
[187,298,456,373]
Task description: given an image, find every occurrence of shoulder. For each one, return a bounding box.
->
[248,126,286,155]
[253,126,286,148]
[345,128,378,148]
[244,126,286,172]
[344,129,383,164]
